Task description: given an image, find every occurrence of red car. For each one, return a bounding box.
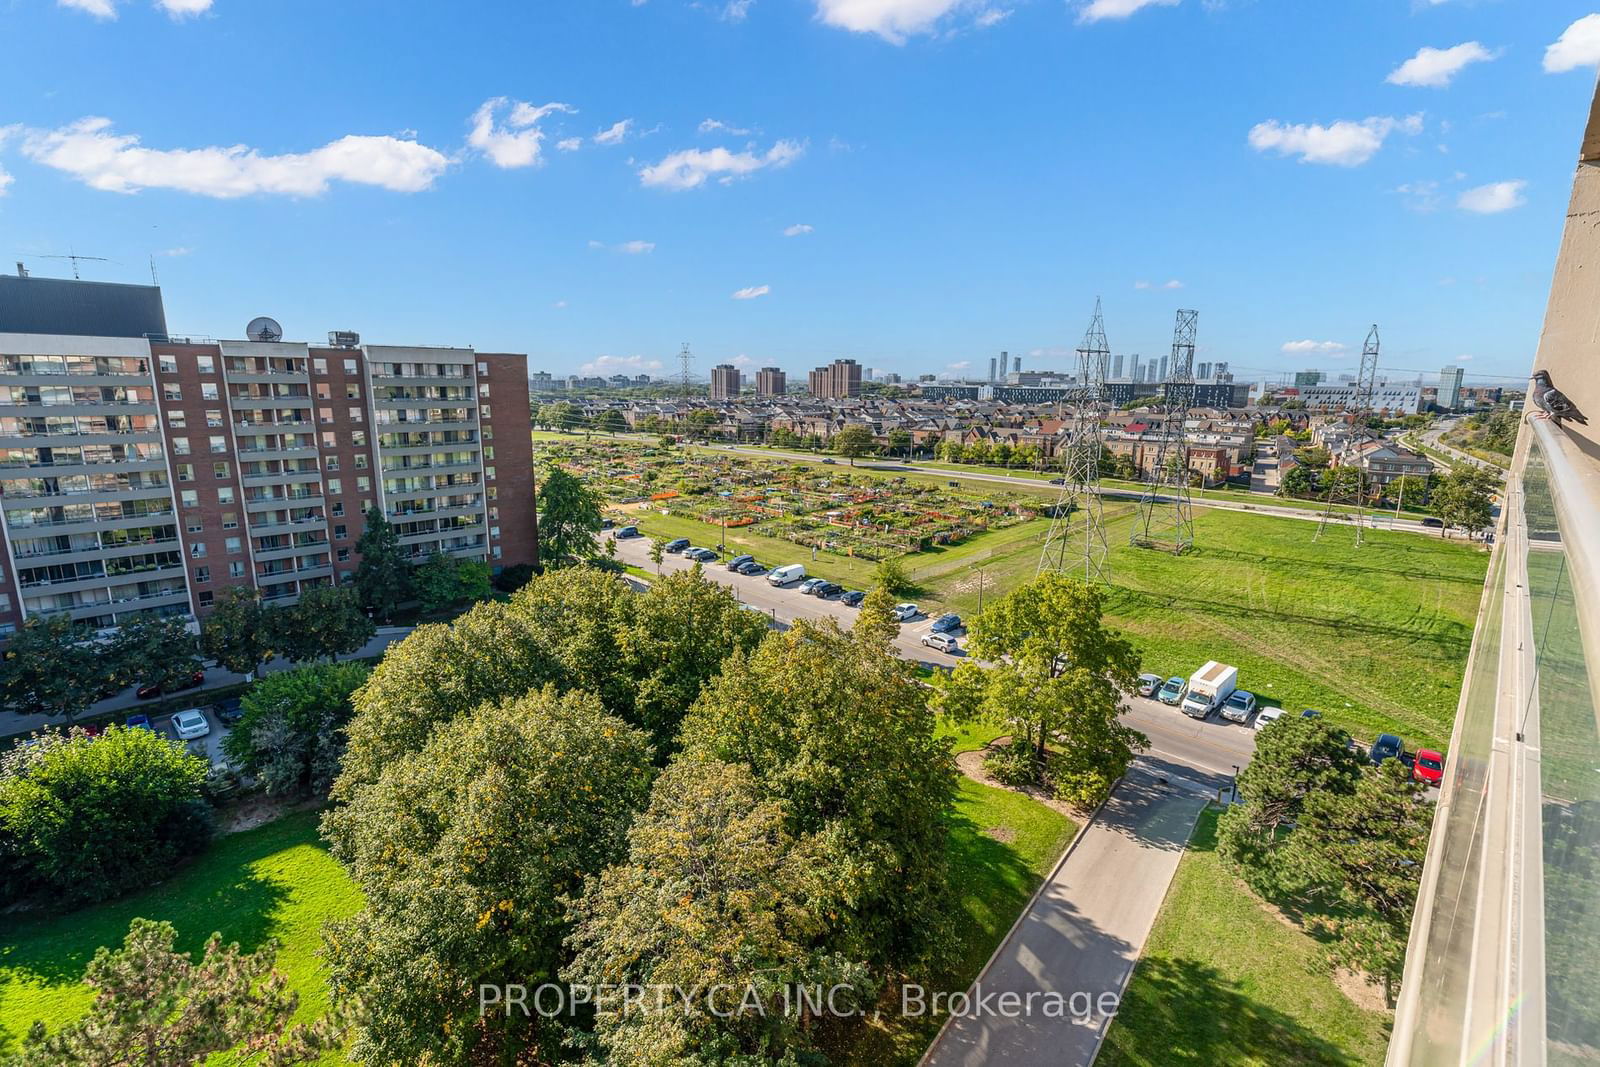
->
[135,669,205,701]
[1413,748,1445,786]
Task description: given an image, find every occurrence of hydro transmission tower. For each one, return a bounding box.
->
[1039,298,1111,582]
[1130,309,1198,553]
[1315,325,1381,545]
[678,343,694,398]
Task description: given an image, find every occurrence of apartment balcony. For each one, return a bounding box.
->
[252,541,329,563]
[240,467,322,487]
[227,394,312,410]
[246,514,326,534]
[11,535,180,564]
[377,439,478,457]
[235,442,318,461]
[235,420,312,437]
[244,491,323,513]
[257,563,332,585]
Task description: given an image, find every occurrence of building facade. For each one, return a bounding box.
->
[1438,365,1465,410]
[755,367,786,396]
[807,359,862,399]
[710,363,741,400]
[0,331,535,635]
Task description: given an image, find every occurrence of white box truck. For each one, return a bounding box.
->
[767,563,806,586]
[1181,661,1238,720]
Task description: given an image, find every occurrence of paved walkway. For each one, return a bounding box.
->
[921,765,1208,1067]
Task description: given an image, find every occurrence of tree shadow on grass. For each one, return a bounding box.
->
[1102,955,1379,1067]
[939,805,1060,984]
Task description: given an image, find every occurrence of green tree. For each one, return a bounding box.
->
[564,759,867,1065]
[270,586,374,665]
[0,726,209,905]
[648,537,666,575]
[12,918,337,1066]
[0,614,116,721]
[833,424,876,466]
[1432,465,1498,539]
[537,467,604,565]
[352,507,411,624]
[551,401,585,433]
[854,585,902,648]
[887,428,913,459]
[932,573,1143,807]
[593,409,628,435]
[199,587,275,680]
[1285,761,1431,1006]
[109,613,201,695]
[678,621,956,970]
[412,553,490,616]
[1293,446,1331,468]
[220,663,370,796]
[1387,473,1431,510]
[322,689,653,1066]
[873,555,919,597]
[1278,463,1321,499]
[685,409,719,440]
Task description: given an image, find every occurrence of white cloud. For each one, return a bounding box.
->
[1545,15,1600,73]
[1387,42,1495,88]
[580,354,664,375]
[974,7,1011,26]
[731,285,771,300]
[1078,0,1180,24]
[1456,354,1474,362]
[19,116,450,197]
[593,119,633,146]
[467,97,574,169]
[59,0,212,17]
[1248,114,1422,167]
[723,0,754,20]
[553,299,569,309]
[639,140,803,190]
[1458,179,1527,214]
[158,246,191,256]
[813,0,1002,44]
[1281,340,1348,355]
[619,240,655,254]
[556,137,582,152]
[0,164,12,197]
[58,0,117,15]
[156,0,212,16]
[783,223,814,237]
[699,118,755,136]
[1134,279,1183,290]
[946,360,972,371]
[1395,179,1443,212]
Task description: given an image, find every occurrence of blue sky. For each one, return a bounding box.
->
[2,0,1598,385]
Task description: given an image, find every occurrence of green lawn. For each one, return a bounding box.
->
[0,811,360,1061]
[1098,808,1391,1067]
[838,777,1077,1066]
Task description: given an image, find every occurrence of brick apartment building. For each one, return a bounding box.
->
[807,358,862,400]
[0,276,535,635]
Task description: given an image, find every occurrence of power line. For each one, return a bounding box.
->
[1315,324,1380,546]
[1039,298,1110,583]
[1131,310,1198,554]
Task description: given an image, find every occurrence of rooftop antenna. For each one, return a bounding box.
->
[1039,297,1111,583]
[41,251,110,280]
[1130,309,1198,554]
[1315,325,1381,546]
[149,255,159,287]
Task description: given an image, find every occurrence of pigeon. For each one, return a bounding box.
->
[1531,370,1588,426]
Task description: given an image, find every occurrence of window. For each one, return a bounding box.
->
[186,518,203,534]
[189,542,206,558]
[205,409,223,428]
[222,536,243,555]
[485,466,496,481]
[217,487,234,505]
[198,590,213,608]
[481,404,492,419]
[325,456,339,471]
[482,426,493,440]
[221,511,237,530]
[316,383,332,400]
[343,358,357,375]
[352,431,367,447]
[312,358,327,375]
[209,436,226,454]
[159,355,177,374]
[172,437,191,456]
[196,355,214,375]
[347,406,363,423]
[479,383,490,398]
[478,361,488,374]
[492,545,502,560]
[490,526,500,539]
[483,446,495,460]
[327,478,342,494]
[337,547,350,563]
[361,498,372,513]
[194,566,210,583]
[322,432,337,449]
[331,501,344,517]
[345,383,361,399]
[181,489,199,508]
[177,463,194,482]
[167,410,187,430]
[490,506,499,520]
[229,561,245,579]
[319,407,334,424]
[335,524,348,540]
[356,476,370,492]
[163,384,182,402]
[213,461,229,479]
[200,382,219,401]
[354,453,368,469]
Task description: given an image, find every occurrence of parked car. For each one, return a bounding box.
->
[797,578,826,595]
[601,518,615,530]
[1370,733,1405,765]
[1253,708,1286,731]
[1220,689,1258,724]
[840,590,866,607]
[726,554,754,571]
[1413,748,1445,786]
[212,697,245,725]
[1180,661,1237,720]
[136,669,205,701]
[1157,676,1186,705]
[930,613,963,634]
[664,538,691,553]
[171,708,211,741]
[1137,672,1164,697]
[893,603,920,621]
[921,633,959,654]
[821,458,837,464]
[947,481,960,488]
[813,582,843,598]
[615,525,640,538]
[125,713,153,731]
[767,564,806,586]
[1421,517,1445,529]
[736,561,767,576]
[686,547,718,562]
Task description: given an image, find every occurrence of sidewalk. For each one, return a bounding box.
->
[1,626,414,739]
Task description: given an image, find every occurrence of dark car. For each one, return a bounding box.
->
[601,518,615,530]
[136,669,205,701]
[1370,733,1405,765]
[124,713,153,731]
[1300,709,1323,720]
[1420,517,1445,529]
[664,538,690,553]
[212,696,245,725]
[840,590,866,607]
[736,561,766,576]
[930,613,963,634]
[726,554,754,571]
[615,525,640,538]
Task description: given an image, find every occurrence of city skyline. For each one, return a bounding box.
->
[3,2,1598,381]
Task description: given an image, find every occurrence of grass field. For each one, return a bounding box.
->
[838,777,1077,1066]
[1097,808,1391,1067]
[0,811,360,1062]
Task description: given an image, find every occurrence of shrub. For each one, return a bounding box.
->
[221,663,370,796]
[982,737,1038,788]
[0,726,210,905]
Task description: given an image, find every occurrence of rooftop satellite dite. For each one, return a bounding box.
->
[246,317,283,343]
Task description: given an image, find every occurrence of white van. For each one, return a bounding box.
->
[1181,661,1238,720]
[767,563,806,586]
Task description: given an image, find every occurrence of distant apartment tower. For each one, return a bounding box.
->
[1197,361,1212,380]
[755,367,786,396]
[1112,353,1125,379]
[807,358,862,399]
[1438,365,1465,410]
[710,363,741,400]
[988,356,997,382]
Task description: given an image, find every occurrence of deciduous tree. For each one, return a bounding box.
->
[200,587,274,680]
[832,424,875,466]
[270,586,375,665]
[221,663,370,796]
[109,613,201,695]
[537,467,603,565]
[352,507,411,624]
[0,614,115,720]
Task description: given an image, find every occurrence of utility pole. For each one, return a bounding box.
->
[1130,310,1198,553]
[1038,299,1112,582]
[1315,325,1380,546]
